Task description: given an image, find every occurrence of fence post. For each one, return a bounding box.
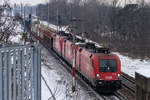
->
[37,46,41,100]
[21,49,25,100]
[33,46,37,100]
[0,52,3,100]
[4,52,8,100]
[135,70,150,100]
[7,51,11,100]
[33,45,41,100]
[31,48,34,100]
[13,51,17,100]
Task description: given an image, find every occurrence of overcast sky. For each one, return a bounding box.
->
[10,0,46,6]
[1,0,149,6]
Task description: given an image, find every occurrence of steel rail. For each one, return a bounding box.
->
[41,75,56,100]
[121,73,136,94]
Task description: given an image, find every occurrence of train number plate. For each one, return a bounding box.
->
[105,76,112,79]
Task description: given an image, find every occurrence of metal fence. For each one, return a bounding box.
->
[0,44,41,100]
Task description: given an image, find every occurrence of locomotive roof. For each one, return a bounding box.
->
[57,31,85,43]
[56,31,111,54]
[77,42,111,54]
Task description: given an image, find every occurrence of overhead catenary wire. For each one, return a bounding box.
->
[41,74,56,100]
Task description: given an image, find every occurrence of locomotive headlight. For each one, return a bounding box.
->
[118,74,121,79]
[118,74,121,77]
[96,74,100,78]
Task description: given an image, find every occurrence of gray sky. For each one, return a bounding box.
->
[2,0,149,6]
[10,0,46,6]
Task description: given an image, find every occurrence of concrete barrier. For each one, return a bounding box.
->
[135,69,150,100]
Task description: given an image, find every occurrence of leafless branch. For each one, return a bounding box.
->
[0,6,17,43]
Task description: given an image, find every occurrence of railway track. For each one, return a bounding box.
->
[41,75,56,100]
[30,32,129,100]
[114,91,128,100]
[121,72,136,94]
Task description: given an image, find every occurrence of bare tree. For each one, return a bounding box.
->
[0,4,17,43]
[36,0,150,58]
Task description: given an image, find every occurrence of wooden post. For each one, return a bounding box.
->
[135,70,150,100]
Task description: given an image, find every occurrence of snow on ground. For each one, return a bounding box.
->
[9,22,23,43]
[40,21,58,30]
[41,48,96,100]
[0,15,24,44]
[40,20,69,32]
[9,34,22,43]
[7,20,24,44]
[136,69,150,78]
[115,52,150,78]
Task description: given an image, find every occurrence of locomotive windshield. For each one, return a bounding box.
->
[99,59,117,72]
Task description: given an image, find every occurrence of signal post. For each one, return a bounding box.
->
[71,17,77,92]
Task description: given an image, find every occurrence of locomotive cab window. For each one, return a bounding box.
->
[99,59,117,72]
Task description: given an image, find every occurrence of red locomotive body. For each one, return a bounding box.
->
[92,53,121,88]
[75,43,121,90]
[53,35,61,53]
[76,47,95,80]
[64,40,73,62]
[31,23,121,92]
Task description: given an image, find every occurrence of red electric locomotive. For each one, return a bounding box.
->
[31,23,121,92]
[76,43,121,91]
[52,31,121,92]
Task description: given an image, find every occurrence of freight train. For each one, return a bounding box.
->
[31,21,121,92]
